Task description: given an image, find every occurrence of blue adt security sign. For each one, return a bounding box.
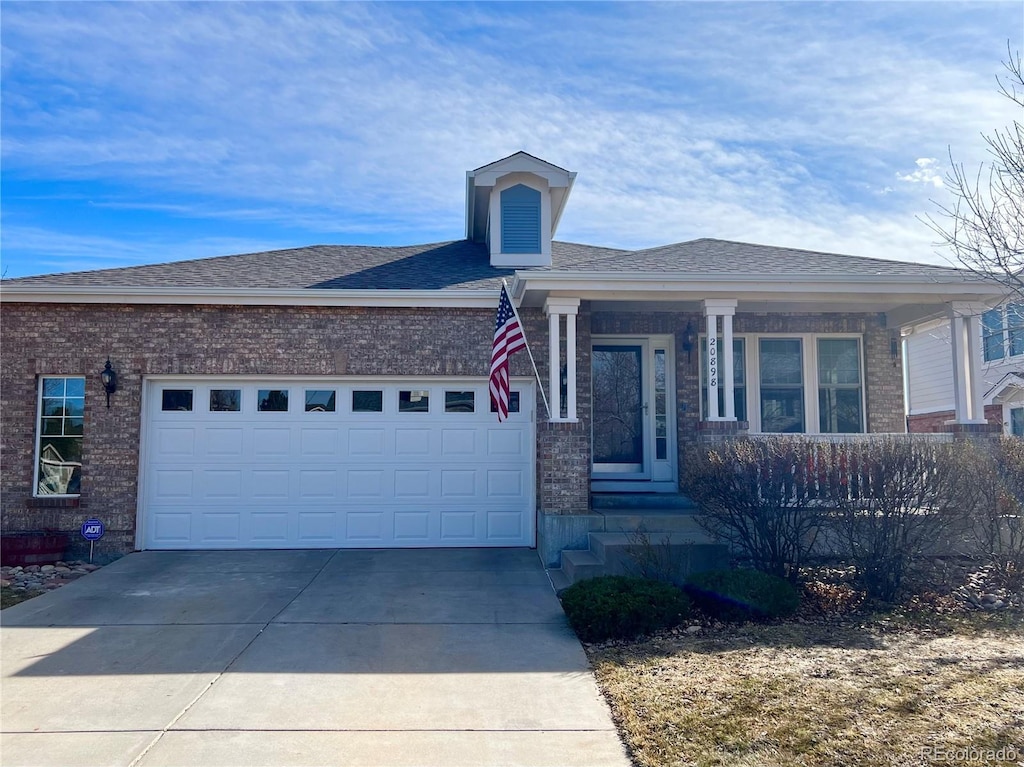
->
[81,518,105,541]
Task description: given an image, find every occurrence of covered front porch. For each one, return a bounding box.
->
[513,268,1006,566]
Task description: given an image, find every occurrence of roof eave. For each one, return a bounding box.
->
[509,270,1008,305]
[0,285,502,309]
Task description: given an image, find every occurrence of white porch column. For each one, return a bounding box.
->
[949,313,969,421]
[706,313,719,419]
[544,297,580,422]
[548,310,561,419]
[703,299,739,421]
[723,312,735,419]
[566,310,578,419]
[948,302,989,424]
[965,313,985,422]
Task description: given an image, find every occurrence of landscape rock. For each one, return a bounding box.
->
[1,561,104,601]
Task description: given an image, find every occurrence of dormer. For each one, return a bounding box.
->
[466,152,576,268]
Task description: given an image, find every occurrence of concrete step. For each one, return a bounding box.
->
[591,493,697,511]
[550,530,731,590]
[588,531,712,559]
[560,548,606,583]
[546,567,571,593]
[591,532,729,584]
[596,511,707,536]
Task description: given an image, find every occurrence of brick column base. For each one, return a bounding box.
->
[943,422,1002,441]
[697,420,749,442]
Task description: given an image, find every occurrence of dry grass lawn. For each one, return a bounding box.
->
[589,615,1023,767]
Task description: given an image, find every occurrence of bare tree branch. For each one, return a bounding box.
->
[924,43,1024,300]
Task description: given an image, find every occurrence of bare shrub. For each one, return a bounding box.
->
[959,437,1024,594]
[622,526,692,586]
[831,438,972,602]
[682,437,834,583]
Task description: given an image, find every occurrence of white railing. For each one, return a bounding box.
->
[747,432,955,444]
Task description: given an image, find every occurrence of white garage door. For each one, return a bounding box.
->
[140,378,535,549]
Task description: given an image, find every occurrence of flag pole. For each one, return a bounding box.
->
[502,279,552,420]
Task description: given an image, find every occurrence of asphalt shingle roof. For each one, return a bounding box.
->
[2,238,966,290]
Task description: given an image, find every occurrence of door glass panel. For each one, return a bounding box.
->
[654,349,667,460]
[593,345,644,467]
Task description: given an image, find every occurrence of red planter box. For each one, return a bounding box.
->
[1,532,71,567]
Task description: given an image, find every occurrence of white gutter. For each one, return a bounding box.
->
[510,271,1006,301]
[0,285,502,308]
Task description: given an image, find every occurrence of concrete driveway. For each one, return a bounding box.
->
[1,549,630,767]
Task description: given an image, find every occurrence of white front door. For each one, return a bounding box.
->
[139,377,535,549]
[591,336,676,485]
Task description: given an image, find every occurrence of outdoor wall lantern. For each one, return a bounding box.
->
[890,332,901,368]
[100,359,118,408]
[682,321,697,364]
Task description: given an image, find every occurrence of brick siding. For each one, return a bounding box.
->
[907,404,1003,433]
[2,301,907,554]
[0,302,561,552]
[592,309,906,485]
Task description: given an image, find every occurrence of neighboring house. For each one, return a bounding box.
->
[0,152,1008,564]
[905,303,1024,436]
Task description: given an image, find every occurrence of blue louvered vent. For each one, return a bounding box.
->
[501,184,542,254]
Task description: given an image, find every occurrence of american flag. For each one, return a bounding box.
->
[490,284,526,421]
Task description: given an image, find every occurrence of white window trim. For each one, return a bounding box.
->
[983,304,1024,363]
[700,333,866,434]
[33,375,85,498]
[1008,405,1024,437]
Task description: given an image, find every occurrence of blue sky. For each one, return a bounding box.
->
[1,1,1021,278]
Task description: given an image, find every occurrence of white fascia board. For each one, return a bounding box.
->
[515,272,1007,301]
[904,316,951,335]
[549,173,577,234]
[465,172,476,240]
[0,285,501,309]
[473,169,569,188]
[985,372,1024,403]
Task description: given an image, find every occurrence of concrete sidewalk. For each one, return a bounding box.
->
[1,549,630,767]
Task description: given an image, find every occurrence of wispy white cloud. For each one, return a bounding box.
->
[897,158,945,188]
[1,1,1020,274]
[0,225,298,278]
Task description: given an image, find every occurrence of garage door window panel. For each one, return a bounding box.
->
[258,389,289,412]
[162,389,194,412]
[353,390,383,413]
[399,390,430,413]
[445,391,475,413]
[305,390,336,412]
[490,391,520,414]
[210,389,241,412]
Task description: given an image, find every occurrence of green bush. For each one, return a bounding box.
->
[560,576,691,642]
[685,569,800,622]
